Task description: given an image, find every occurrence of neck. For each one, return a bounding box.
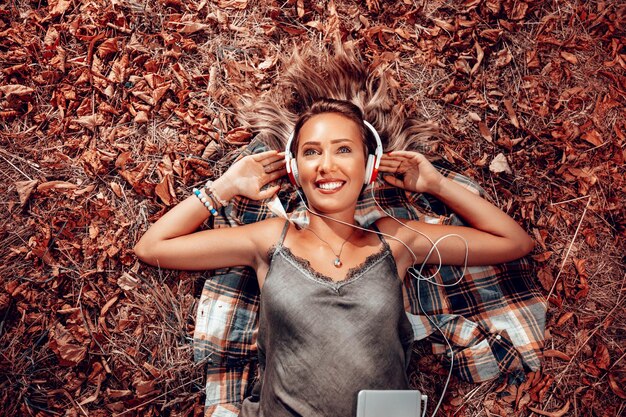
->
[306,210,358,239]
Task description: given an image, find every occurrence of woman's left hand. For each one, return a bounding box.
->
[378,151,444,194]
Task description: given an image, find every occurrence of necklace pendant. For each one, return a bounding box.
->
[334,258,342,268]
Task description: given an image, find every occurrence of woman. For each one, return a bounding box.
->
[134,99,534,416]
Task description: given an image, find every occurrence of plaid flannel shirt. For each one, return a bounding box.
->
[193,141,547,416]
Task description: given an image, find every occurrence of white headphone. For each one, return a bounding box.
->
[284,119,384,187]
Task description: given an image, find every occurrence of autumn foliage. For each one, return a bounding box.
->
[0,0,624,416]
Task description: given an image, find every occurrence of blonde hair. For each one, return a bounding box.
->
[236,43,440,153]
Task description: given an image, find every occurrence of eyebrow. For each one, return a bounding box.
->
[301,138,354,146]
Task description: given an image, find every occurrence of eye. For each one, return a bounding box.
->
[337,146,352,154]
[302,148,319,156]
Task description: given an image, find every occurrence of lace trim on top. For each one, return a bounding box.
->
[267,241,391,287]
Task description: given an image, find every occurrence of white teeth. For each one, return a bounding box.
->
[318,182,343,190]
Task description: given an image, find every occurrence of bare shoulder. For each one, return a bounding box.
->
[375,216,417,238]
[247,217,290,256]
[374,216,423,272]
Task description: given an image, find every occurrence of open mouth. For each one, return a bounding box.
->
[315,180,345,192]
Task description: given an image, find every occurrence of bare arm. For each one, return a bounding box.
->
[133,150,287,271]
[378,151,534,266]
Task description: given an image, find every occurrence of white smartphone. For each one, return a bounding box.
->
[356,390,428,417]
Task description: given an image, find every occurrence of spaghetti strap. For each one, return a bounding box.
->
[369,222,388,245]
[278,220,290,246]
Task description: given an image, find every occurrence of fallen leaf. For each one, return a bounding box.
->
[555,311,575,327]
[49,323,88,367]
[0,84,35,98]
[608,373,626,399]
[479,121,493,142]
[543,349,571,361]
[594,342,610,370]
[489,153,512,174]
[504,99,520,128]
[561,51,578,65]
[154,173,174,206]
[15,180,38,207]
[37,181,78,191]
[531,251,553,262]
[118,273,139,292]
[528,401,570,417]
[49,0,72,16]
[217,0,247,9]
[581,130,603,146]
[297,0,304,17]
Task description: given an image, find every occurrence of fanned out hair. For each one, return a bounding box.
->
[236,43,440,153]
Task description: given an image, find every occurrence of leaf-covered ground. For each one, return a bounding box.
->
[1,0,624,416]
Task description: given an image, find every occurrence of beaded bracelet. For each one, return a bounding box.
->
[205,180,229,207]
[192,188,218,215]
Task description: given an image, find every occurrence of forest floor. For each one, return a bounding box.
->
[1,0,624,416]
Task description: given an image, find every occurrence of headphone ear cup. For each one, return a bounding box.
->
[364,154,375,185]
[290,158,300,187]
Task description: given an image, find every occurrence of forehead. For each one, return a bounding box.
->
[298,113,363,144]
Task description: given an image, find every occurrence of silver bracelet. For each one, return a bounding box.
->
[205,180,229,207]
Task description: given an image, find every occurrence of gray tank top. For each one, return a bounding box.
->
[240,221,414,417]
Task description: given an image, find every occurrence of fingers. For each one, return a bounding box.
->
[265,168,287,181]
[382,175,403,188]
[378,158,402,172]
[257,184,280,200]
[263,159,286,174]
[251,150,285,163]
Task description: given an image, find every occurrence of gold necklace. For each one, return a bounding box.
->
[306,227,357,268]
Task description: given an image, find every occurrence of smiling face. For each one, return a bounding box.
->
[296,112,367,216]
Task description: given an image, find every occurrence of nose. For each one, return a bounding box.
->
[319,149,336,173]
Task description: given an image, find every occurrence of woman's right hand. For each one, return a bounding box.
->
[215,150,287,201]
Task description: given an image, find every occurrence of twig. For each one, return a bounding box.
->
[546,196,591,301]
[0,154,33,181]
[550,195,590,206]
[112,376,203,416]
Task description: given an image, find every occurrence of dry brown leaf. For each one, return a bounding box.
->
[97,38,119,58]
[561,51,579,65]
[297,0,305,17]
[37,181,78,191]
[110,181,123,198]
[217,0,247,9]
[470,41,484,75]
[532,251,553,262]
[537,267,554,291]
[432,18,454,32]
[608,373,626,399]
[528,401,570,417]
[49,323,88,367]
[49,0,71,16]
[155,173,174,206]
[581,130,603,146]
[468,112,481,122]
[503,99,520,128]
[74,114,105,131]
[543,349,571,361]
[177,22,211,34]
[15,180,38,207]
[0,84,35,98]
[478,121,493,142]
[118,272,139,292]
[555,311,575,327]
[489,153,512,174]
[594,342,610,370]
[496,48,513,67]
